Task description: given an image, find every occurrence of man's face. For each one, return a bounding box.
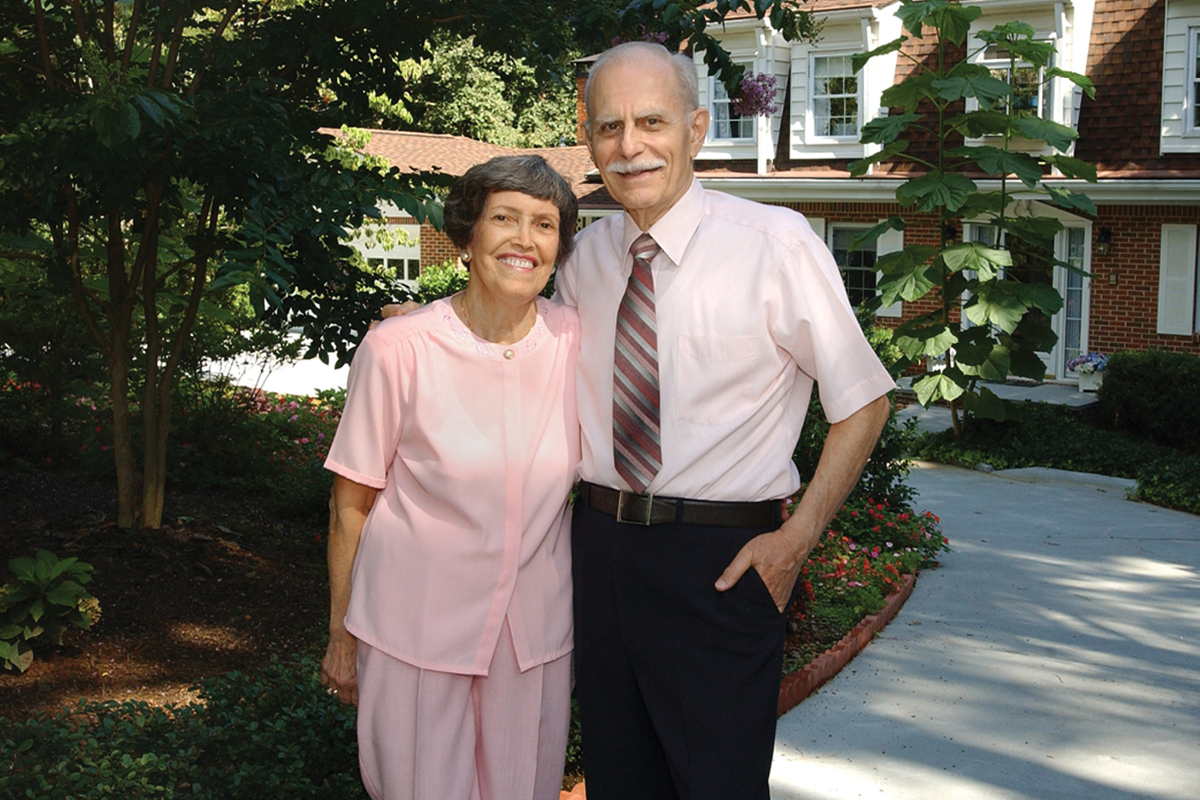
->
[585,55,709,231]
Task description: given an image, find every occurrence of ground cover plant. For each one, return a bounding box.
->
[914,401,1200,515]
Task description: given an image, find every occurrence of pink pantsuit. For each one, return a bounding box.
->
[325,297,581,799]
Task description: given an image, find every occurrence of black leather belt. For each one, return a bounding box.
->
[579,481,783,528]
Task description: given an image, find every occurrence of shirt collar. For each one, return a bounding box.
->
[618,178,706,267]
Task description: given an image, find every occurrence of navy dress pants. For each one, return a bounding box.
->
[571,500,788,800]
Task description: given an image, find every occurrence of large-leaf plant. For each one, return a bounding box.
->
[850,0,1097,438]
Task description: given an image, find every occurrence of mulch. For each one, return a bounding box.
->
[0,468,328,721]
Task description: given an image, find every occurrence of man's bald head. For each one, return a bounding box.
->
[584,42,699,134]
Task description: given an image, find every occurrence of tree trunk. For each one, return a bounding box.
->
[109,333,139,529]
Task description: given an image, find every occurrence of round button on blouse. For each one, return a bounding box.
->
[503,349,515,360]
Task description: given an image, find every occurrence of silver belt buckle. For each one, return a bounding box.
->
[616,490,654,526]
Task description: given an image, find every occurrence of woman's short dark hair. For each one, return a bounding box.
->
[443,155,579,266]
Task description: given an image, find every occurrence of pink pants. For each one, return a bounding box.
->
[355,621,572,800]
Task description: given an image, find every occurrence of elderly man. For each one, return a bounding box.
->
[556,42,894,800]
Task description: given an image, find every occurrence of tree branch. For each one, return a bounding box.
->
[32,0,55,87]
[120,0,143,81]
[162,13,186,89]
[148,26,163,88]
[63,186,113,358]
[66,0,89,44]
[162,196,216,383]
[104,0,115,62]
[128,181,165,293]
[0,55,80,92]
[185,3,242,98]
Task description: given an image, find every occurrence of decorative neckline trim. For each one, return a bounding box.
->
[439,296,547,360]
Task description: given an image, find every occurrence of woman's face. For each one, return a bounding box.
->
[464,191,561,307]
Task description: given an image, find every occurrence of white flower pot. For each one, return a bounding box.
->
[1076,371,1103,393]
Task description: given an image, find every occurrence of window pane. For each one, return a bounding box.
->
[812,56,858,138]
[831,228,878,307]
[709,65,753,141]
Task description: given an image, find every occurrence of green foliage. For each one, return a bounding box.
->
[0,655,367,798]
[794,311,918,510]
[417,260,470,303]
[1097,351,1200,456]
[403,32,578,148]
[914,402,1200,516]
[0,551,99,673]
[852,0,1098,438]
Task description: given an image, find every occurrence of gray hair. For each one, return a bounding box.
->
[584,42,699,132]
[443,155,578,266]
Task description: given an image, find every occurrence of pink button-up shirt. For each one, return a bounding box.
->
[324,297,580,675]
[557,179,894,502]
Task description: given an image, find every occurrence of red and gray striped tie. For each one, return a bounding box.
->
[613,233,662,494]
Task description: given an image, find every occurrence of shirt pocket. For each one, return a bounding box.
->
[675,335,760,426]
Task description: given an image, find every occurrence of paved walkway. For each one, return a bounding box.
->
[771,463,1200,800]
[895,378,1098,434]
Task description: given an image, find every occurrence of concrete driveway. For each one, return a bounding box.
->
[770,463,1200,800]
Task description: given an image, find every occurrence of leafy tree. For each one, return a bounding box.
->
[0,0,819,531]
[850,0,1096,438]
[0,0,577,530]
[404,32,578,147]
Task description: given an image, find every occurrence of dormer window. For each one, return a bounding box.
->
[980,43,1054,121]
[709,64,755,141]
[811,54,860,138]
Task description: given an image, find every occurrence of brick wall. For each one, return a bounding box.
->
[770,201,1200,361]
[421,224,458,268]
[1089,205,1200,355]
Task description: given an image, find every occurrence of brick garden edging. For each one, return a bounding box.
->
[776,572,917,716]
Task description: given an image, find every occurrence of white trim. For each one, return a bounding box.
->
[1158,223,1199,335]
[696,177,1200,205]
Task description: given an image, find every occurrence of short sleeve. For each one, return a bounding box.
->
[770,224,895,424]
[324,330,405,489]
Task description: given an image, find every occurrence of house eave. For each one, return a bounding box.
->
[697,177,1200,206]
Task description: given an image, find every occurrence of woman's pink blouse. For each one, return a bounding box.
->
[324,297,580,676]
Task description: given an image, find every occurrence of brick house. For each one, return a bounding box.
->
[684,0,1200,381]
[345,0,1200,380]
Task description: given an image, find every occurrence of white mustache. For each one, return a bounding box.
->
[606,158,667,175]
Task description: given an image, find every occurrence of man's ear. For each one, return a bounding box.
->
[583,120,595,158]
[688,108,710,158]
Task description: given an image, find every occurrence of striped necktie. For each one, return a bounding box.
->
[613,233,662,494]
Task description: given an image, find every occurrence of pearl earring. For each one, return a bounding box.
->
[460,251,470,263]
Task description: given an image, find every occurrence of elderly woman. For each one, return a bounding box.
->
[320,155,580,800]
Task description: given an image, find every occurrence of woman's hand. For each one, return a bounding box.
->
[321,628,360,706]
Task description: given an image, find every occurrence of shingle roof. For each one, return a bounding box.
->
[1073,0,1200,174]
[723,0,892,19]
[319,128,608,203]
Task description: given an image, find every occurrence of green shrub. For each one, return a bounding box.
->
[1098,350,1200,456]
[417,259,469,303]
[0,655,367,799]
[914,401,1200,516]
[794,311,917,510]
[0,550,99,673]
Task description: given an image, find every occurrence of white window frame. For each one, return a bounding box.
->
[353,223,422,286]
[807,52,862,143]
[708,62,756,143]
[1188,27,1200,136]
[977,41,1057,123]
